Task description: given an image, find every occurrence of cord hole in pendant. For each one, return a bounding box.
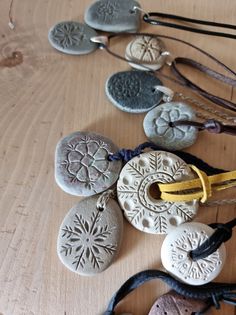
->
[97,206,104,212]
[148,182,161,200]
[129,8,136,14]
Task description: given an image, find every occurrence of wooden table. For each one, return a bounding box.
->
[0,1,236,314]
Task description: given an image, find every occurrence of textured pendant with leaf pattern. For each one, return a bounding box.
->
[57,195,123,276]
[117,151,198,234]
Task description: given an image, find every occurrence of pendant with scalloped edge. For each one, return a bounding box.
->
[161,222,226,285]
[117,151,198,234]
[57,195,123,276]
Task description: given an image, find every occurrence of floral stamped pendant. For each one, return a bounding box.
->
[125,36,169,71]
[57,195,123,276]
[161,222,226,285]
[105,70,163,113]
[55,131,122,196]
[143,102,198,150]
[117,151,198,234]
[148,290,208,315]
[48,21,98,55]
[84,0,141,33]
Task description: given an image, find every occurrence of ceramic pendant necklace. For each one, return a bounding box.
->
[103,269,236,315]
[112,144,236,234]
[55,131,122,196]
[57,190,123,276]
[148,290,208,315]
[48,21,98,55]
[92,31,236,117]
[105,70,163,113]
[84,0,141,33]
[125,35,170,71]
[143,101,198,150]
[161,222,226,285]
[117,150,198,234]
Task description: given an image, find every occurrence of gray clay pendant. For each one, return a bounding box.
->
[55,131,122,196]
[48,21,98,55]
[105,70,163,113]
[143,102,198,150]
[148,290,208,315]
[57,195,123,276]
[84,0,141,33]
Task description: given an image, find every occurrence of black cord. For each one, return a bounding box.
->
[143,12,236,39]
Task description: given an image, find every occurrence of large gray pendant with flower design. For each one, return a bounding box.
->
[48,21,98,55]
[55,131,122,196]
[84,0,141,32]
[143,102,198,150]
[105,70,163,113]
[57,195,123,276]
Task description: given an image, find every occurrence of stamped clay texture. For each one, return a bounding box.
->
[48,21,98,55]
[161,222,226,285]
[57,195,123,276]
[143,102,198,150]
[148,290,208,315]
[105,70,163,113]
[55,131,122,196]
[117,151,198,234]
[125,36,168,71]
[84,0,141,33]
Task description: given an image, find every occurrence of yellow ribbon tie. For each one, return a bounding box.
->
[158,165,236,203]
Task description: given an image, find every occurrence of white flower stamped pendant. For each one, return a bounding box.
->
[117,151,198,234]
[161,222,226,285]
[57,195,123,276]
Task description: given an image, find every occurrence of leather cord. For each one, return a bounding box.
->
[190,218,236,260]
[98,32,236,113]
[108,142,227,175]
[171,57,236,112]
[103,269,236,315]
[143,12,236,39]
[171,119,236,135]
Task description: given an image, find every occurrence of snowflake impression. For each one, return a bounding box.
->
[52,22,86,48]
[60,211,117,270]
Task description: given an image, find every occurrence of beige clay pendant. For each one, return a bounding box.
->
[125,35,169,71]
[117,151,198,234]
[57,193,123,276]
[161,222,226,285]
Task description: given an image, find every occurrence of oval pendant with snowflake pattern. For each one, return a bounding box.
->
[57,195,123,276]
[117,151,198,234]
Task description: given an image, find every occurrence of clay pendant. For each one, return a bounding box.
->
[55,131,122,196]
[143,102,198,150]
[57,195,123,276]
[105,70,163,113]
[48,21,98,55]
[161,222,226,285]
[84,0,141,33]
[148,290,208,315]
[125,36,169,71]
[117,151,198,234]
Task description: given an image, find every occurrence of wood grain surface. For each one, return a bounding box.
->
[0,1,236,314]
